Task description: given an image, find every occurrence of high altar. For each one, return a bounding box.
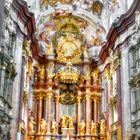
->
[26,10,106,140]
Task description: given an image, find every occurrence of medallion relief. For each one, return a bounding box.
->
[56,32,82,63]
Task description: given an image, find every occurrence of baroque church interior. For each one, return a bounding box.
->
[0,0,140,139]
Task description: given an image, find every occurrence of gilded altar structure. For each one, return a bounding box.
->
[25,10,106,140]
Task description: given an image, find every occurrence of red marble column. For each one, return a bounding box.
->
[94,97,98,123]
[85,94,91,135]
[77,96,82,134]
[55,96,60,125]
[43,97,47,120]
[37,97,43,134]
[47,93,52,134]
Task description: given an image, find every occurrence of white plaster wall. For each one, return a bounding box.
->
[127,0,134,10]
[121,46,132,140]
[10,37,23,140]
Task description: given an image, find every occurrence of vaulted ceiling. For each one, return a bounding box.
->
[11,0,137,64]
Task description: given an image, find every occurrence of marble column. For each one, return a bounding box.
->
[37,97,43,134]
[93,97,99,137]
[47,93,52,134]
[55,96,60,125]
[43,97,47,120]
[85,94,91,135]
[77,96,82,134]
[93,97,98,123]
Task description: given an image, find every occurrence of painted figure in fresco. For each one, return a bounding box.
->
[40,118,47,134]
[28,116,36,134]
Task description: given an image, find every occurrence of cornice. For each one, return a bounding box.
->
[11,0,36,38]
[11,0,46,63]
[99,0,140,64]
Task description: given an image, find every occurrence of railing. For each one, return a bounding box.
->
[28,134,100,140]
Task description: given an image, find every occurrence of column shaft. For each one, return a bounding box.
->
[47,94,52,133]
[37,97,42,134]
[55,97,59,124]
[77,97,81,134]
[94,98,98,123]
[43,97,47,120]
[86,95,91,134]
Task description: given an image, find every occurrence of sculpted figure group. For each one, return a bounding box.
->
[28,116,106,136]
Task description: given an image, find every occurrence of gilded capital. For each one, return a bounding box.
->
[93,96,99,102]
[47,93,53,98]
[54,96,60,102]
[85,95,91,101]
[77,96,82,102]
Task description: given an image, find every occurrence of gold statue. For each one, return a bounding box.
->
[38,66,45,80]
[91,121,97,135]
[46,42,54,55]
[28,116,36,134]
[65,115,74,129]
[61,115,74,129]
[28,60,33,77]
[100,119,106,135]
[40,118,47,134]
[92,67,99,84]
[61,116,67,128]
[78,120,85,135]
[51,120,57,134]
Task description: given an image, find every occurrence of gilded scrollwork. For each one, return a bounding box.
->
[56,32,82,63]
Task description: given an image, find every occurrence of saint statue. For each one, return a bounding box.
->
[68,117,74,129]
[91,121,97,135]
[92,67,99,84]
[28,116,36,134]
[100,119,106,135]
[40,118,47,134]
[78,120,85,135]
[38,66,45,80]
[51,120,57,134]
[61,116,66,128]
